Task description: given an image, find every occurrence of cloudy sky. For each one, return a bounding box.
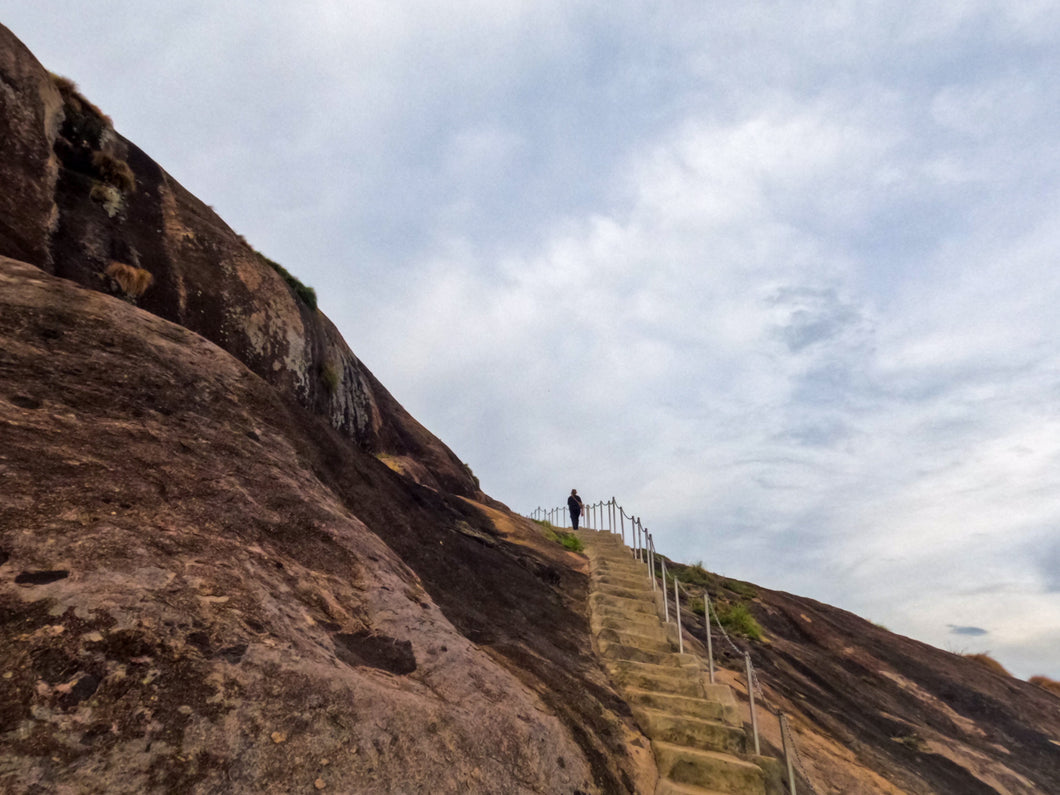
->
[4,2,1059,679]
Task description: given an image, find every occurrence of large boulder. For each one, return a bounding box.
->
[0,22,478,499]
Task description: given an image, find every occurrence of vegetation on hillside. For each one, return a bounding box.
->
[51,73,111,147]
[531,519,584,552]
[662,556,763,640]
[104,261,153,300]
[1029,675,1060,697]
[962,652,1012,677]
[256,251,317,310]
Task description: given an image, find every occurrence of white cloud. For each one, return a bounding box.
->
[4,1,1060,678]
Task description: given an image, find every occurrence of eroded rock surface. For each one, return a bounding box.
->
[0,258,644,793]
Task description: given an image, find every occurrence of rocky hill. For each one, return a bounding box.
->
[658,556,1060,794]
[1,22,1058,794]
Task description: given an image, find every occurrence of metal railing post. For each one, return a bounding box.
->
[704,591,715,684]
[674,578,683,654]
[649,531,656,591]
[662,558,669,621]
[780,713,797,794]
[745,652,761,756]
[619,509,626,545]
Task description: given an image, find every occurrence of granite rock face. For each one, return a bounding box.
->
[0,22,475,499]
[0,257,646,793]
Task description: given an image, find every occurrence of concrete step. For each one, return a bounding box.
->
[593,571,650,586]
[589,592,659,616]
[594,582,656,601]
[632,707,747,755]
[607,658,701,677]
[701,684,741,725]
[595,626,673,653]
[589,551,635,563]
[608,661,705,699]
[586,553,640,567]
[653,741,766,795]
[598,640,697,668]
[590,609,666,632]
[591,569,652,588]
[591,613,666,638]
[655,781,733,795]
[624,688,734,724]
[590,598,660,618]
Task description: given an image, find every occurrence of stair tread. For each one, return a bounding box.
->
[656,782,733,795]
[653,741,763,771]
[634,706,740,731]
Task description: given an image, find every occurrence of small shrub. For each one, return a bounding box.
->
[293,281,318,309]
[104,261,153,298]
[90,182,123,217]
[715,602,762,640]
[1029,676,1060,697]
[462,462,480,489]
[52,73,112,147]
[558,532,584,553]
[257,252,317,310]
[321,362,340,394]
[892,732,926,751]
[722,579,758,599]
[532,520,561,544]
[963,653,1012,677]
[674,561,713,588]
[91,151,136,193]
[50,73,78,95]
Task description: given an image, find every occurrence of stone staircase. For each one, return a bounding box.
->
[578,529,781,795]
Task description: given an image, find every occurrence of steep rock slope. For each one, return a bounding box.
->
[0,257,652,793]
[663,564,1060,794]
[0,22,474,498]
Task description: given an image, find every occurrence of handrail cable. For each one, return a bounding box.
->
[527,496,817,795]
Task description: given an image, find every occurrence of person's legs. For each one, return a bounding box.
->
[570,509,579,530]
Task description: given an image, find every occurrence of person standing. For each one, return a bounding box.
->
[568,489,584,530]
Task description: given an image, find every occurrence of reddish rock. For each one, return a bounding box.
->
[0,257,645,792]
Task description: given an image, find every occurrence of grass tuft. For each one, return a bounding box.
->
[52,73,112,147]
[531,519,583,551]
[89,182,123,217]
[91,151,136,193]
[321,362,340,394]
[715,602,763,641]
[104,261,153,298]
[1029,675,1060,697]
[962,653,1012,677]
[257,252,317,310]
[722,578,758,599]
[558,532,584,552]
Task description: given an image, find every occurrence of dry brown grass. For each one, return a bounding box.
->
[50,73,113,132]
[91,151,136,193]
[104,262,154,298]
[89,183,123,217]
[963,653,1012,677]
[50,73,78,95]
[1029,676,1060,697]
